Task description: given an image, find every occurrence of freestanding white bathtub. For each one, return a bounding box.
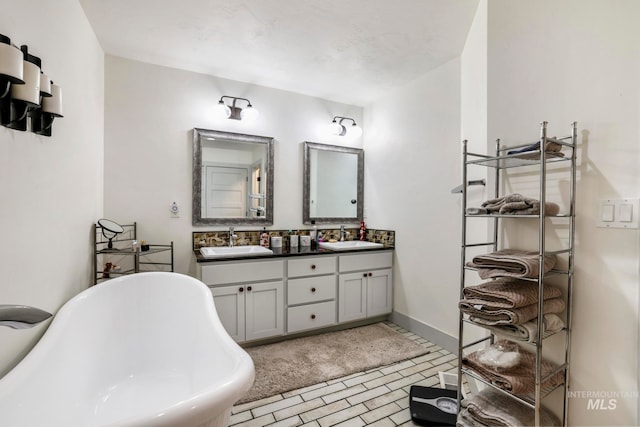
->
[0,272,255,427]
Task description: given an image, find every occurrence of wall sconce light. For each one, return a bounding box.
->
[328,116,362,138]
[0,34,63,137]
[214,95,259,122]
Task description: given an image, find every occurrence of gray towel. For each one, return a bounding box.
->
[481,193,560,216]
[466,249,557,280]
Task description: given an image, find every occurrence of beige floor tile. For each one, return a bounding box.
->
[301,382,347,401]
[273,398,326,421]
[321,384,367,404]
[363,388,407,410]
[343,370,384,387]
[232,413,276,427]
[233,394,283,413]
[229,410,253,425]
[317,403,368,427]
[361,402,403,424]
[346,385,392,405]
[300,400,351,424]
[252,395,304,418]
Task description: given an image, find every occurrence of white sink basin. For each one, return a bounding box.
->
[200,245,273,258]
[318,241,384,251]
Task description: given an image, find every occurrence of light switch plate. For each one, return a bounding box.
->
[597,198,639,229]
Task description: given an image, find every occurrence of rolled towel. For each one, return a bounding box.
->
[466,249,557,280]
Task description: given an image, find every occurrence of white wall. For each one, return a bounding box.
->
[104,55,362,277]
[364,58,463,339]
[0,0,104,375]
[478,1,638,425]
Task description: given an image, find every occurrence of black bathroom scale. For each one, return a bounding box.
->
[409,385,458,426]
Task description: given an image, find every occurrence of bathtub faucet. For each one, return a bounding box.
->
[0,305,52,329]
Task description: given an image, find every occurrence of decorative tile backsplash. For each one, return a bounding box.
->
[192,228,395,250]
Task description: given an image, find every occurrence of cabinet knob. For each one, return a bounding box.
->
[363,273,368,278]
[247,286,252,292]
[239,287,244,293]
[311,264,316,270]
[368,272,373,277]
[311,287,316,293]
[310,314,316,320]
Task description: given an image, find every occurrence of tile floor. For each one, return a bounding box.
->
[230,322,458,427]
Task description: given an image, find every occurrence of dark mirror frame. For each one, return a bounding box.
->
[303,141,364,224]
[193,128,274,226]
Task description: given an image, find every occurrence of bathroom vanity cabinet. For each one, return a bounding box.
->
[338,252,393,323]
[201,259,284,342]
[287,255,338,334]
[197,249,393,344]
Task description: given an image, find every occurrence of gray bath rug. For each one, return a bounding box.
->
[238,322,429,404]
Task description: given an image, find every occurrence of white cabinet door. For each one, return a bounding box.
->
[338,272,367,323]
[245,280,284,341]
[211,285,245,342]
[367,268,393,317]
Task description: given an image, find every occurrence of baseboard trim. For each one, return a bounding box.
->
[390,311,458,354]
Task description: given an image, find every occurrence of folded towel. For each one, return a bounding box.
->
[461,297,566,325]
[463,339,565,398]
[462,277,561,309]
[481,193,560,216]
[466,249,557,279]
[472,313,565,343]
[461,387,561,427]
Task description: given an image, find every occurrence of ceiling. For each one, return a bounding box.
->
[79,0,478,107]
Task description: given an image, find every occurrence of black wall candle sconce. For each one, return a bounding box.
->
[0,34,63,137]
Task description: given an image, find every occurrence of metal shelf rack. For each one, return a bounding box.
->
[457,121,577,426]
[93,222,174,286]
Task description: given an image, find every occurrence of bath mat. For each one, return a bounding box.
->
[238,322,429,404]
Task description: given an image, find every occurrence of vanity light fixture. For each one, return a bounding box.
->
[215,95,259,122]
[328,116,362,138]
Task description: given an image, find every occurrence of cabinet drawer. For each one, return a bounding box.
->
[201,260,284,285]
[287,301,336,333]
[288,256,336,277]
[288,275,336,305]
[338,251,393,273]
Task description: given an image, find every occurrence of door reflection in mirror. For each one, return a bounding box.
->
[193,129,273,226]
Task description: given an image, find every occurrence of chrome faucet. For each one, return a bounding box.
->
[340,225,346,241]
[229,226,238,247]
[0,305,52,329]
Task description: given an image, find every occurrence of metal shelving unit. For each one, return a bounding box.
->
[93,222,174,286]
[457,121,577,426]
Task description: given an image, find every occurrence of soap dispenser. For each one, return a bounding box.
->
[310,221,317,250]
[260,227,270,248]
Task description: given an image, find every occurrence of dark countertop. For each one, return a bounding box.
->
[195,244,394,263]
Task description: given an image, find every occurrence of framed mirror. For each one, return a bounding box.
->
[303,141,364,224]
[193,128,274,226]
